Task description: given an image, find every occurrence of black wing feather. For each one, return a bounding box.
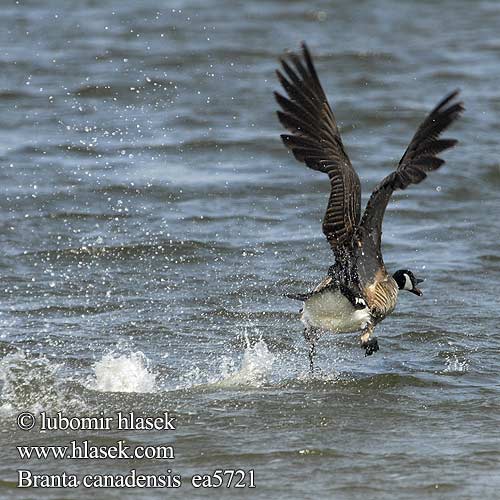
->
[360,90,464,254]
[275,42,361,252]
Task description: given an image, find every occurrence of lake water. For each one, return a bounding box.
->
[0,0,499,498]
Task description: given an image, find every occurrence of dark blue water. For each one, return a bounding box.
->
[1,0,499,498]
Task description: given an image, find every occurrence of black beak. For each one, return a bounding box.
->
[412,277,424,295]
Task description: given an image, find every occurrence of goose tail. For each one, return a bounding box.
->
[284,292,310,301]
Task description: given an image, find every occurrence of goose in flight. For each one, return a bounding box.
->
[275,42,463,371]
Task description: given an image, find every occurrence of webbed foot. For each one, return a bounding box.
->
[361,337,379,356]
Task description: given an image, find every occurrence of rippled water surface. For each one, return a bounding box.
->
[1,0,500,498]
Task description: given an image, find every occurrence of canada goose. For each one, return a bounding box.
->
[275,43,463,371]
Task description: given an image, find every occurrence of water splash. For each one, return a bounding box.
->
[174,335,275,390]
[87,351,157,393]
[443,353,469,373]
[0,351,83,416]
[217,337,275,388]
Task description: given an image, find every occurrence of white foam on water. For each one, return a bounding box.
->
[217,337,275,388]
[0,350,84,416]
[173,335,276,391]
[88,351,157,393]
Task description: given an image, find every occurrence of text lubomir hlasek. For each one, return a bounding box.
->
[38,411,176,431]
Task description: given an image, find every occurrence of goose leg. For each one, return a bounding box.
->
[360,325,379,356]
[308,340,316,373]
[303,327,319,373]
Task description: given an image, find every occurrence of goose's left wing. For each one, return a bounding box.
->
[360,90,464,253]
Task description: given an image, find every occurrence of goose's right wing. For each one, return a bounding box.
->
[360,90,464,253]
[275,43,361,254]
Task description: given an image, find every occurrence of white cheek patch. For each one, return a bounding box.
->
[403,273,413,290]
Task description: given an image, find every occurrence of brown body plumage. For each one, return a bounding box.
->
[364,271,399,322]
[275,43,463,370]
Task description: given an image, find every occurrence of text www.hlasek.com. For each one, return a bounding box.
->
[18,440,174,460]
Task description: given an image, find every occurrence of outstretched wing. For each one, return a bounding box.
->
[360,90,464,254]
[275,42,361,254]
